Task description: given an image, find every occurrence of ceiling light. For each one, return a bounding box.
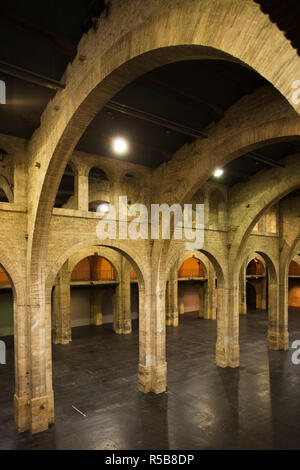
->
[214,168,224,177]
[97,202,110,214]
[112,137,128,155]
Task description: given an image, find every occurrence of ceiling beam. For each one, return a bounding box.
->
[204,61,258,95]
[0,60,65,91]
[105,100,208,139]
[246,151,285,168]
[141,75,224,121]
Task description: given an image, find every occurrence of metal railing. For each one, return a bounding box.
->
[178,268,205,278]
[71,269,115,282]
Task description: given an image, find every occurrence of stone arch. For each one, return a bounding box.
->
[68,249,120,283]
[28,0,300,298]
[153,89,300,207]
[46,240,146,305]
[230,156,300,266]
[246,254,266,276]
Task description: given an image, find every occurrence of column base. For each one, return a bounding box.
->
[204,311,216,320]
[166,312,178,327]
[138,362,167,394]
[30,390,55,435]
[268,329,289,351]
[53,337,72,345]
[114,320,132,335]
[14,394,30,433]
[216,340,239,368]
[53,330,72,345]
[91,313,102,326]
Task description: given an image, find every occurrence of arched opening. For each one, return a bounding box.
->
[0,264,13,338]
[53,255,118,334]
[177,257,208,321]
[245,257,267,312]
[121,173,142,209]
[0,187,9,203]
[130,268,139,324]
[246,283,257,308]
[88,167,110,212]
[190,188,205,225]
[240,251,277,357]
[0,261,19,434]
[47,243,148,437]
[209,190,225,227]
[54,164,75,208]
[288,259,300,309]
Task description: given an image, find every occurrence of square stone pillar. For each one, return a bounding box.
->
[76,174,89,211]
[268,265,288,350]
[28,295,55,434]
[53,263,72,344]
[138,274,167,395]
[178,288,185,315]
[205,262,217,320]
[239,262,247,315]
[198,282,205,318]
[90,288,104,326]
[166,277,178,327]
[14,302,31,432]
[112,259,132,334]
[216,275,239,368]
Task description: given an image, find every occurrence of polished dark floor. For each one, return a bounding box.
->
[1,308,300,450]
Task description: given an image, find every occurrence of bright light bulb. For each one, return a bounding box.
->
[97,202,110,214]
[112,137,128,155]
[214,168,224,177]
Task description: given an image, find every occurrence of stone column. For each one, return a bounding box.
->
[268,260,288,350]
[166,275,178,327]
[216,269,239,368]
[178,286,185,315]
[198,282,205,318]
[26,288,54,434]
[53,263,72,344]
[138,279,167,395]
[205,262,217,320]
[90,288,104,326]
[76,173,89,211]
[112,258,131,334]
[261,277,267,310]
[239,262,247,315]
[14,301,31,432]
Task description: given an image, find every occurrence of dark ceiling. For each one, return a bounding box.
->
[254,0,300,56]
[0,0,299,207]
[210,141,300,187]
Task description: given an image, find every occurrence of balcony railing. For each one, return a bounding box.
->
[178,269,205,278]
[71,269,115,282]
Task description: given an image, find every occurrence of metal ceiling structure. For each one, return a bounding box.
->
[0,0,299,206]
